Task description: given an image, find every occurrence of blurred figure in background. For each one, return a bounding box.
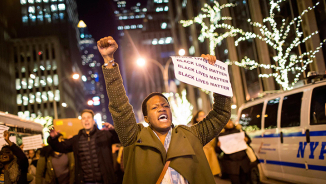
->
[190,110,221,176]
[0,131,29,183]
[36,134,74,184]
[216,120,256,184]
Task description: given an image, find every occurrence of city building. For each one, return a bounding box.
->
[8,0,85,119]
[78,20,110,123]
[0,0,17,114]
[168,0,326,118]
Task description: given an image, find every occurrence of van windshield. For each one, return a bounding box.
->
[239,103,263,131]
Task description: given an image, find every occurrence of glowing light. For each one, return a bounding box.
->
[182,0,325,90]
[87,100,93,106]
[231,104,237,109]
[72,73,80,80]
[137,58,146,66]
[30,74,36,79]
[62,102,67,107]
[77,20,87,28]
[178,49,186,56]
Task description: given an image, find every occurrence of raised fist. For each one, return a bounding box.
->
[49,127,59,138]
[3,131,9,141]
[97,36,118,60]
[201,54,217,65]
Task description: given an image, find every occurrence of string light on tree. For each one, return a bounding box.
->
[181,0,326,90]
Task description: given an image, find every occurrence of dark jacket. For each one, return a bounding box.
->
[102,65,231,184]
[216,126,251,175]
[47,126,120,184]
[35,150,74,184]
[5,143,29,184]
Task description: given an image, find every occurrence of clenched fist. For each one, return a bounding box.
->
[201,54,217,65]
[97,36,118,64]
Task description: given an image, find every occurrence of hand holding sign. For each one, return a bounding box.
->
[171,55,233,97]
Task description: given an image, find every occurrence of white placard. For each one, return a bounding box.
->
[22,135,43,151]
[218,132,247,154]
[171,56,233,97]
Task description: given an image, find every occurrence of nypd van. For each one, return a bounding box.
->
[237,77,326,184]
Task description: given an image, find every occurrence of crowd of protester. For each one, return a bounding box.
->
[0,36,260,184]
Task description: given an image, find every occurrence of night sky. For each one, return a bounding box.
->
[76,0,148,42]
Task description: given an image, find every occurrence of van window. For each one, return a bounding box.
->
[239,103,263,131]
[281,92,303,128]
[264,98,280,129]
[310,85,326,125]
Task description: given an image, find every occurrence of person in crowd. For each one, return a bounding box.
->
[216,120,255,184]
[48,109,120,184]
[36,134,74,184]
[0,131,28,183]
[98,36,231,184]
[111,144,123,184]
[190,110,221,177]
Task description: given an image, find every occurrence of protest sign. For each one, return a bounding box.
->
[22,134,43,151]
[171,56,233,97]
[218,131,248,154]
[0,125,17,148]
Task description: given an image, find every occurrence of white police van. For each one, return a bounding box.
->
[237,76,326,184]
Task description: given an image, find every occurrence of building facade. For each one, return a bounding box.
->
[78,20,110,123]
[0,0,17,114]
[8,0,84,119]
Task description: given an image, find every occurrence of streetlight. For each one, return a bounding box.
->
[136,49,185,92]
[61,102,67,107]
[72,73,80,80]
[87,100,94,106]
[178,49,185,56]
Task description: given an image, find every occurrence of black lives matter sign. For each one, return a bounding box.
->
[171,56,233,97]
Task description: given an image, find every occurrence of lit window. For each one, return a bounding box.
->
[21,0,27,5]
[158,38,165,44]
[164,6,169,11]
[123,16,127,19]
[129,16,134,19]
[42,91,48,102]
[40,65,45,70]
[22,16,28,24]
[18,111,24,118]
[82,75,87,82]
[16,79,21,90]
[44,13,51,23]
[114,11,119,14]
[161,22,167,29]
[135,9,140,12]
[58,4,65,10]
[118,26,123,30]
[137,3,140,6]
[23,94,28,106]
[59,12,64,20]
[89,63,95,67]
[36,92,41,103]
[48,91,54,101]
[143,8,147,12]
[189,45,195,55]
[47,76,53,84]
[137,24,143,28]
[51,4,57,11]
[131,25,136,29]
[29,6,35,13]
[124,25,130,29]
[53,74,58,86]
[119,16,123,20]
[118,4,121,8]
[164,0,168,2]
[165,37,172,44]
[29,94,35,104]
[36,0,41,2]
[55,90,60,101]
[43,0,49,2]
[141,14,145,18]
[17,94,22,105]
[53,60,57,70]
[28,78,33,89]
[35,77,39,87]
[156,7,160,12]
[28,0,34,3]
[22,79,27,89]
[51,0,57,1]
[152,39,158,45]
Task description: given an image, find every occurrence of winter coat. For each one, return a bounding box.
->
[47,126,120,184]
[3,144,29,184]
[203,138,221,175]
[216,126,251,175]
[35,152,74,184]
[102,64,231,184]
